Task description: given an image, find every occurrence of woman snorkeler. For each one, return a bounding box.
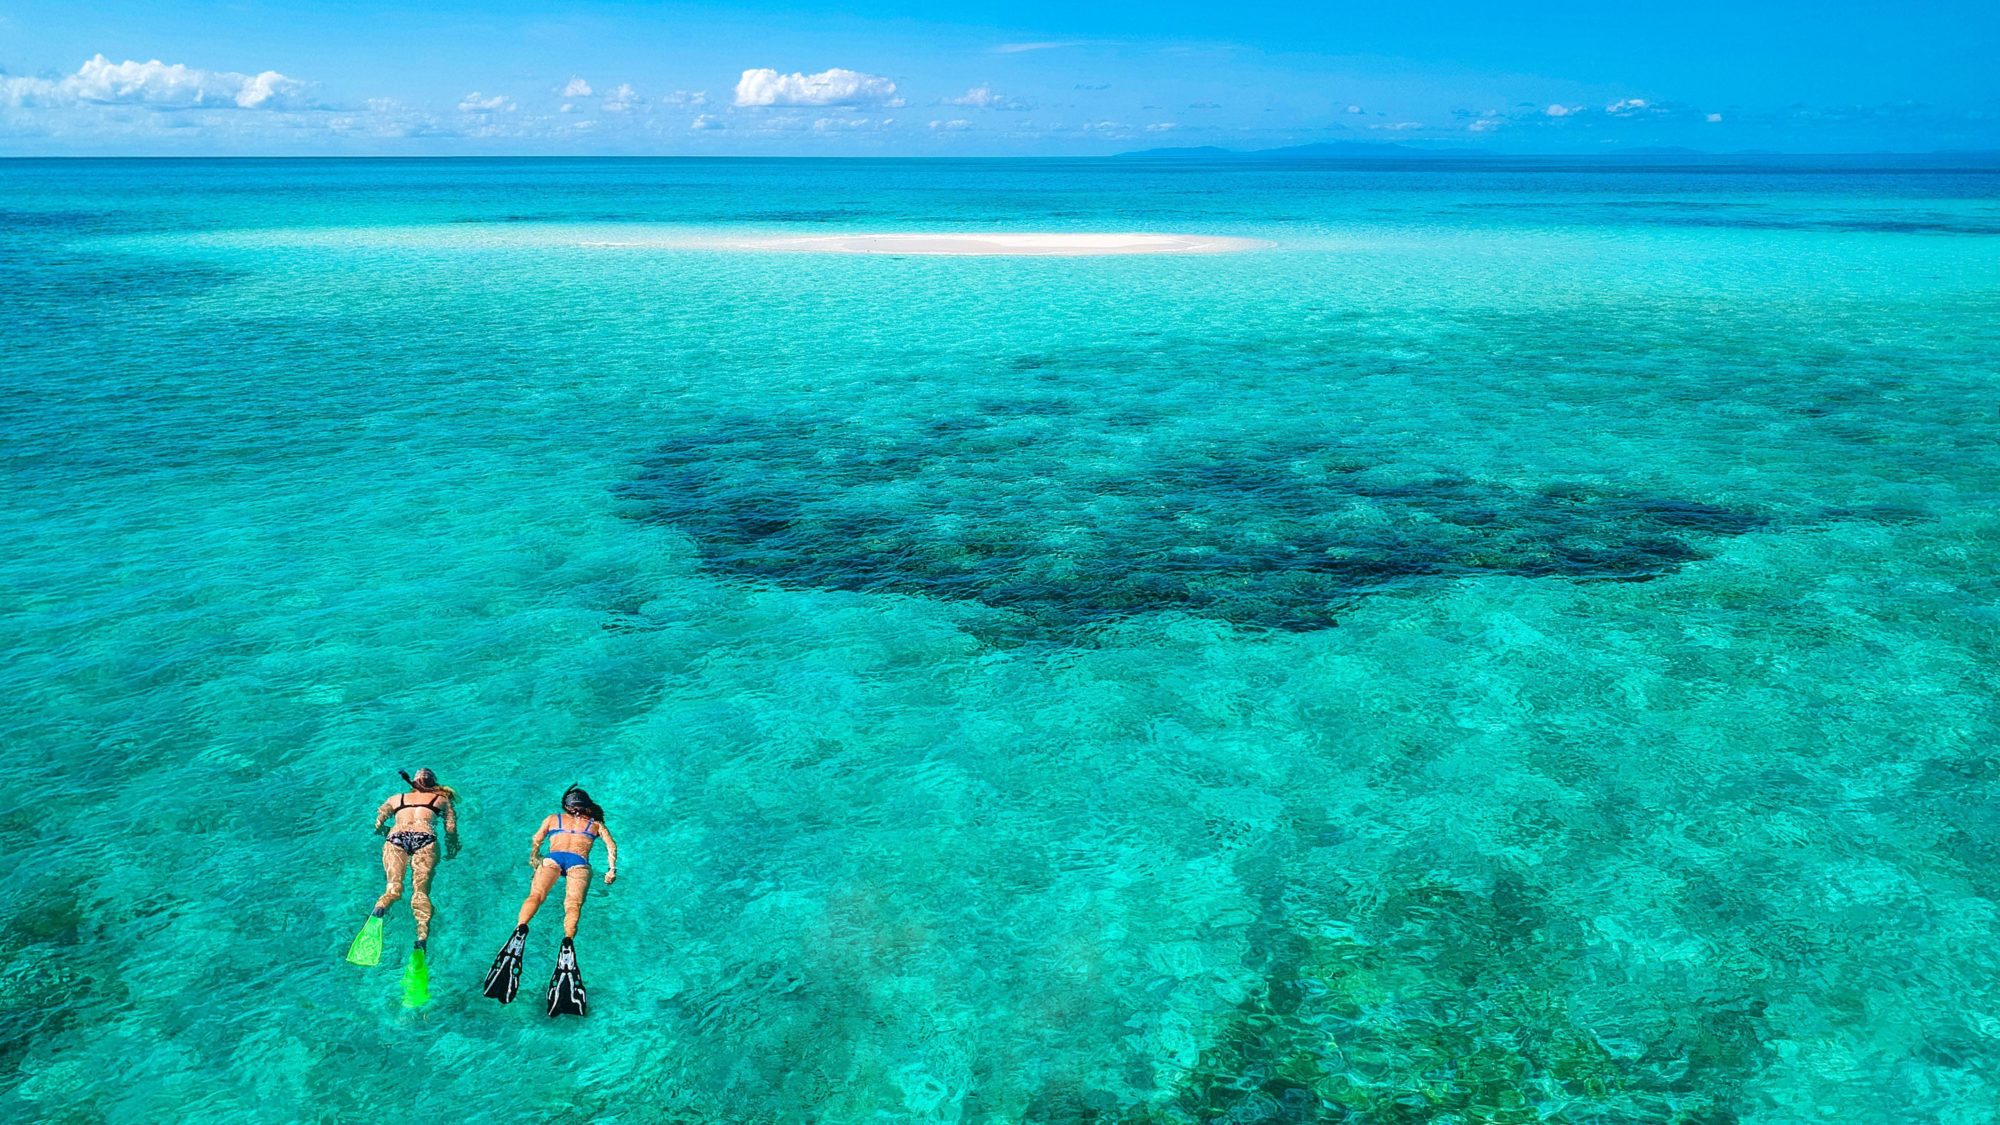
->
[344,769,458,1002]
[481,784,618,1016]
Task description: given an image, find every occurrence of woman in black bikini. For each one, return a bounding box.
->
[355,769,457,960]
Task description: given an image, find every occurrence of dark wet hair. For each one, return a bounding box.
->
[560,784,605,823]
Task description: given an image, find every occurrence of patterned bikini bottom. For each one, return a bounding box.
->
[387,831,436,855]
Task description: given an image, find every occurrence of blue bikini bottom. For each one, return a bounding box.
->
[545,850,591,874]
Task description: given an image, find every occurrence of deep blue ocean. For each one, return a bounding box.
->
[3,157,1998,1121]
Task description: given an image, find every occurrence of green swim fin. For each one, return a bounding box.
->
[345,915,384,967]
[402,947,430,1008]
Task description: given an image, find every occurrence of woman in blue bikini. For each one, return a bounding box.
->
[482,785,618,1014]
[522,785,620,929]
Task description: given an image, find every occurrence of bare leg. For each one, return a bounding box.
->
[517,860,560,927]
[409,844,439,943]
[373,842,409,915]
[560,865,591,939]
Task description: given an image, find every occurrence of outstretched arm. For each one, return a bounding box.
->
[372,796,397,833]
[527,816,552,871]
[599,824,619,885]
[440,796,460,857]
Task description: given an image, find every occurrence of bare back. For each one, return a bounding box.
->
[544,813,598,857]
[383,789,448,833]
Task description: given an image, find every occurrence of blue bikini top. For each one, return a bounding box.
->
[550,814,599,841]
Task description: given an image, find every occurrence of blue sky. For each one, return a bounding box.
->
[2,1,1995,155]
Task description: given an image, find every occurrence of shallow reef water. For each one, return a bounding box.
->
[1,157,1998,1122]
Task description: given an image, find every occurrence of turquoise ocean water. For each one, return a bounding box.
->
[3,157,1998,1121]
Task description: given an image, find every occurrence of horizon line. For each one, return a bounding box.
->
[4,149,1999,161]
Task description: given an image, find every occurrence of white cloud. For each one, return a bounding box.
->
[812,116,893,132]
[602,83,639,112]
[1545,103,1581,117]
[1706,112,1724,123]
[734,68,900,108]
[1368,121,1423,131]
[929,118,972,131]
[662,90,708,107]
[691,113,725,130]
[1345,104,1364,114]
[2,54,310,110]
[942,85,1030,111]
[1145,122,1177,132]
[1606,98,1651,115]
[457,92,515,113]
[233,69,308,109]
[562,77,592,98]
[994,42,1085,54]
[1468,117,1502,132]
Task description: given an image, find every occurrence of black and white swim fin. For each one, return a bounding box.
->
[546,937,586,1017]
[482,924,527,1004]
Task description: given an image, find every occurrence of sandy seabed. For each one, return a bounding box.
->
[729,232,1268,256]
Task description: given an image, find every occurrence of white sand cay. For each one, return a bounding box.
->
[735,232,1267,256]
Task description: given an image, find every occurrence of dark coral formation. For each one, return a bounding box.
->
[620,412,1763,638]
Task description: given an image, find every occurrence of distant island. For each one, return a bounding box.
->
[1116,142,2000,162]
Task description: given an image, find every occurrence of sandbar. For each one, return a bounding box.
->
[730,232,1266,256]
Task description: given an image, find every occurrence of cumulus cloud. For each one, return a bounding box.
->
[1145,122,1177,132]
[602,83,639,112]
[1368,121,1423,131]
[1606,98,1652,116]
[1545,103,1581,117]
[562,77,592,98]
[942,84,1031,111]
[734,68,900,108]
[661,90,708,107]
[1706,112,1724,123]
[457,92,515,113]
[691,114,725,130]
[1,54,311,110]
[930,118,972,131]
[1345,104,1365,114]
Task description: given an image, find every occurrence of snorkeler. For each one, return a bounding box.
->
[345,769,458,1004]
[481,784,618,1016]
